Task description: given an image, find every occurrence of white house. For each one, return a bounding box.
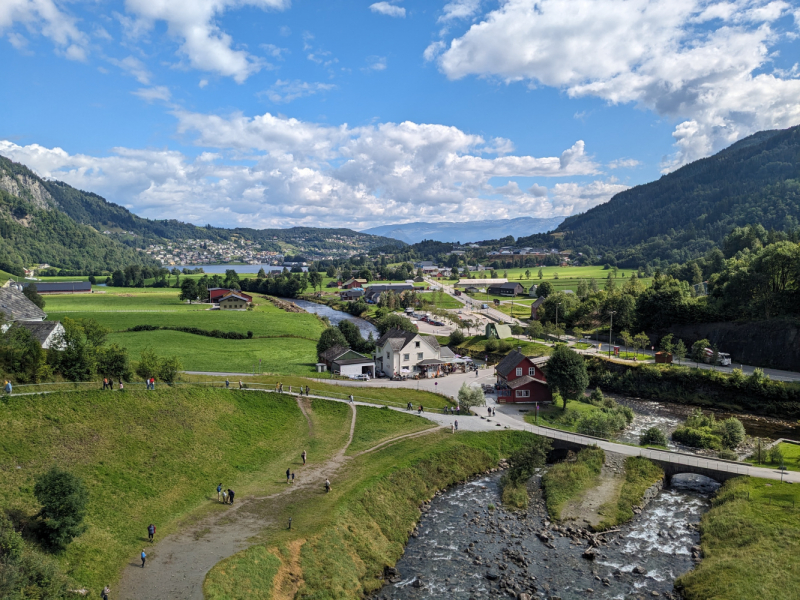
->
[375,329,444,377]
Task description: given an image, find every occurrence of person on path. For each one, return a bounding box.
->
[305,385,310,396]
[275,383,279,392]
[291,472,295,484]
[325,479,331,493]
[147,523,155,542]
[151,377,156,391]
[217,483,223,502]
[102,585,110,600]
[349,394,354,404]
[279,383,284,393]
[451,423,455,434]
[141,550,146,568]
[225,379,230,389]
[302,450,307,465]
[454,420,458,432]
[476,369,479,377]
[118,380,124,391]
[228,489,235,504]
[286,468,291,483]
[487,407,491,417]
[102,377,108,390]
[4,380,11,394]
[222,489,228,503]
[239,380,243,389]
[407,402,413,411]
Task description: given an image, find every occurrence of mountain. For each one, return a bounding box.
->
[0,155,405,273]
[528,124,800,267]
[362,216,566,244]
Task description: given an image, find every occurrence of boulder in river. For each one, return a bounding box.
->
[486,571,499,581]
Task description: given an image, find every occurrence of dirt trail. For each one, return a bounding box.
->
[560,452,626,529]
[117,402,361,600]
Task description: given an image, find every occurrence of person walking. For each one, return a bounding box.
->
[301,450,307,465]
[151,377,156,391]
[102,377,108,390]
[454,420,459,432]
[102,585,110,600]
[225,378,230,389]
[286,468,291,484]
[239,380,243,389]
[217,483,223,502]
[349,394,354,404]
[141,549,146,568]
[291,471,295,484]
[451,423,455,434]
[305,385,310,396]
[147,523,156,542]
[4,380,12,394]
[228,489,235,504]
[407,401,412,411]
[118,380,124,391]
[222,489,228,503]
[325,479,331,493]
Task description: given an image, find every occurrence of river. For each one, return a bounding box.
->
[290,298,379,340]
[373,471,715,600]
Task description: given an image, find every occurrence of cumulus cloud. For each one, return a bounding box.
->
[434,0,800,170]
[0,0,88,60]
[439,0,482,23]
[608,158,641,169]
[131,86,171,103]
[369,2,406,18]
[0,111,604,228]
[261,79,336,103]
[550,180,629,214]
[122,0,290,82]
[108,55,152,84]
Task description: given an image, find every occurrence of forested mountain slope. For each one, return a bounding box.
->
[526,125,800,266]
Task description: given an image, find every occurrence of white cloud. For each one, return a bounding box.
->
[0,111,604,228]
[261,79,336,103]
[608,158,641,169]
[439,0,482,23]
[122,0,290,82]
[132,86,171,103]
[550,180,629,214]
[109,55,151,84]
[435,0,800,170]
[0,0,88,60]
[423,40,446,62]
[363,55,387,71]
[369,2,406,18]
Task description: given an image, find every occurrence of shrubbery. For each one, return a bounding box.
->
[670,408,745,450]
[448,329,465,346]
[575,388,634,438]
[33,467,88,551]
[128,325,249,339]
[640,427,668,447]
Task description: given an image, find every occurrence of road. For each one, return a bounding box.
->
[425,277,520,325]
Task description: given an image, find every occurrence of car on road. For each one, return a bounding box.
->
[350,374,371,381]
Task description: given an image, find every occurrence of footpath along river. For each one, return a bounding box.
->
[373,471,716,600]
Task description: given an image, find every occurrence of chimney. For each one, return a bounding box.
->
[517,346,522,353]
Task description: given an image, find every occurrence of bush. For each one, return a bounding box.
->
[640,427,668,446]
[576,409,628,438]
[448,329,465,346]
[713,417,745,450]
[589,387,604,405]
[33,467,88,550]
[768,445,784,465]
[672,426,721,449]
[497,340,512,353]
[717,449,738,461]
[457,382,486,409]
[484,338,498,352]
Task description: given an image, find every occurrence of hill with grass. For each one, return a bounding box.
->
[516,124,800,266]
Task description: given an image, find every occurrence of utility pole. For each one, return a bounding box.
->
[555,302,562,342]
[608,310,616,357]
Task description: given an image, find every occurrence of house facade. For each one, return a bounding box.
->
[494,350,552,404]
[218,293,249,310]
[209,288,252,303]
[375,328,443,376]
[530,297,546,320]
[487,282,525,297]
[342,278,368,289]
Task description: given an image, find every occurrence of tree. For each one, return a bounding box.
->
[640,427,667,447]
[358,268,372,282]
[674,339,687,364]
[538,268,543,280]
[604,273,616,291]
[159,355,182,384]
[545,344,589,410]
[1,326,45,383]
[112,269,125,287]
[527,321,543,341]
[257,267,267,279]
[326,265,337,278]
[714,418,745,449]
[376,313,417,336]
[96,343,130,381]
[576,279,589,299]
[135,348,162,381]
[537,281,553,298]
[457,382,486,409]
[337,320,368,353]
[317,327,349,356]
[659,333,674,354]
[634,332,650,357]
[52,318,94,381]
[588,278,599,293]
[34,467,88,550]
[691,339,711,365]
[308,271,323,294]
[524,269,531,280]
[620,330,633,355]
[449,329,465,345]
[179,278,198,303]
[22,283,45,309]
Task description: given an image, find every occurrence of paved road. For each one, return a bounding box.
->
[425,278,520,325]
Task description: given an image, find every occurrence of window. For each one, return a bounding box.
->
[403,354,409,361]
[516,367,523,376]
[415,341,420,348]
[528,367,535,376]
[417,352,423,360]
[515,390,530,398]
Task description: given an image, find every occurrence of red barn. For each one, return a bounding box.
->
[209,288,252,303]
[494,349,552,404]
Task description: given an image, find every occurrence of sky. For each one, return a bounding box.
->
[1,0,799,231]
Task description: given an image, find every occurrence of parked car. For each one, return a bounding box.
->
[351,374,371,381]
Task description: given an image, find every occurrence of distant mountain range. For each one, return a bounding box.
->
[362,217,566,244]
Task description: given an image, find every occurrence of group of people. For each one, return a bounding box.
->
[216,483,236,504]
[487,406,496,417]
[101,378,124,391]
[450,420,459,433]
[224,379,245,389]
[442,406,460,415]
[145,377,156,390]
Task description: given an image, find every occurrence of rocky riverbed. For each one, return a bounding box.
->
[372,469,715,600]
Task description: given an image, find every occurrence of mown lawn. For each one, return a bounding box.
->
[418,291,463,309]
[0,388,324,594]
[676,477,800,600]
[346,406,436,455]
[204,429,535,600]
[455,335,552,357]
[542,446,604,520]
[747,442,800,472]
[523,400,601,432]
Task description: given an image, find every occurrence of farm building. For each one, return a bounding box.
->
[487,282,525,297]
[218,293,250,310]
[24,281,91,294]
[494,350,552,404]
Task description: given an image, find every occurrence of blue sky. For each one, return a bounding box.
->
[1,0,799,229]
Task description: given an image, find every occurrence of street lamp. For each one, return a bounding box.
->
[555,301,562,341]
[608,310,617,357]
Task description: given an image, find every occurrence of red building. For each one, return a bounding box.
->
[208,288,252,303]
[494,349,552,404]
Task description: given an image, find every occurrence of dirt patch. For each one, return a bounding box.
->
[271,539,306,600]
[559,452,626,529]
[263,296,306,313]
[296,397,315,437]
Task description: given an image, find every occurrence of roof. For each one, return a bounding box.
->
[219,293,249,302]
[439,346,456,360]
[495,349,528,377]
[319,344,349,362]
[376,328,418,351]
[420,335,440,351]
[13,320,61,345]
[417,358,445,366]
[507,375,547,388]
[25,281,91,293]
[365,284,413,292]
[456,278,508,287]
[487,323,513,339]
[0,288,47,321]
[531,296,546,308]
[333,351,374,366]
[488,282,524,290]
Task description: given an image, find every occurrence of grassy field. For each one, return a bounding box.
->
[523,400,598,431]
[0,388,334,594]
[747,442,800,472]
[204,429,534,600]
[454,335,552,358]
[462,265,653,294]
[542,446,604,521]
[419,290,463,309]
[597,457,663,530]
[347,405,436,454]
[676,477,800,600]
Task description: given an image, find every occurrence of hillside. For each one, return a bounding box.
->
[520,124,800,266]
[362,216,565,244]
[0,155,405,271]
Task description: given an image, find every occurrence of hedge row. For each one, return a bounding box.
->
[127,325,253,340]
